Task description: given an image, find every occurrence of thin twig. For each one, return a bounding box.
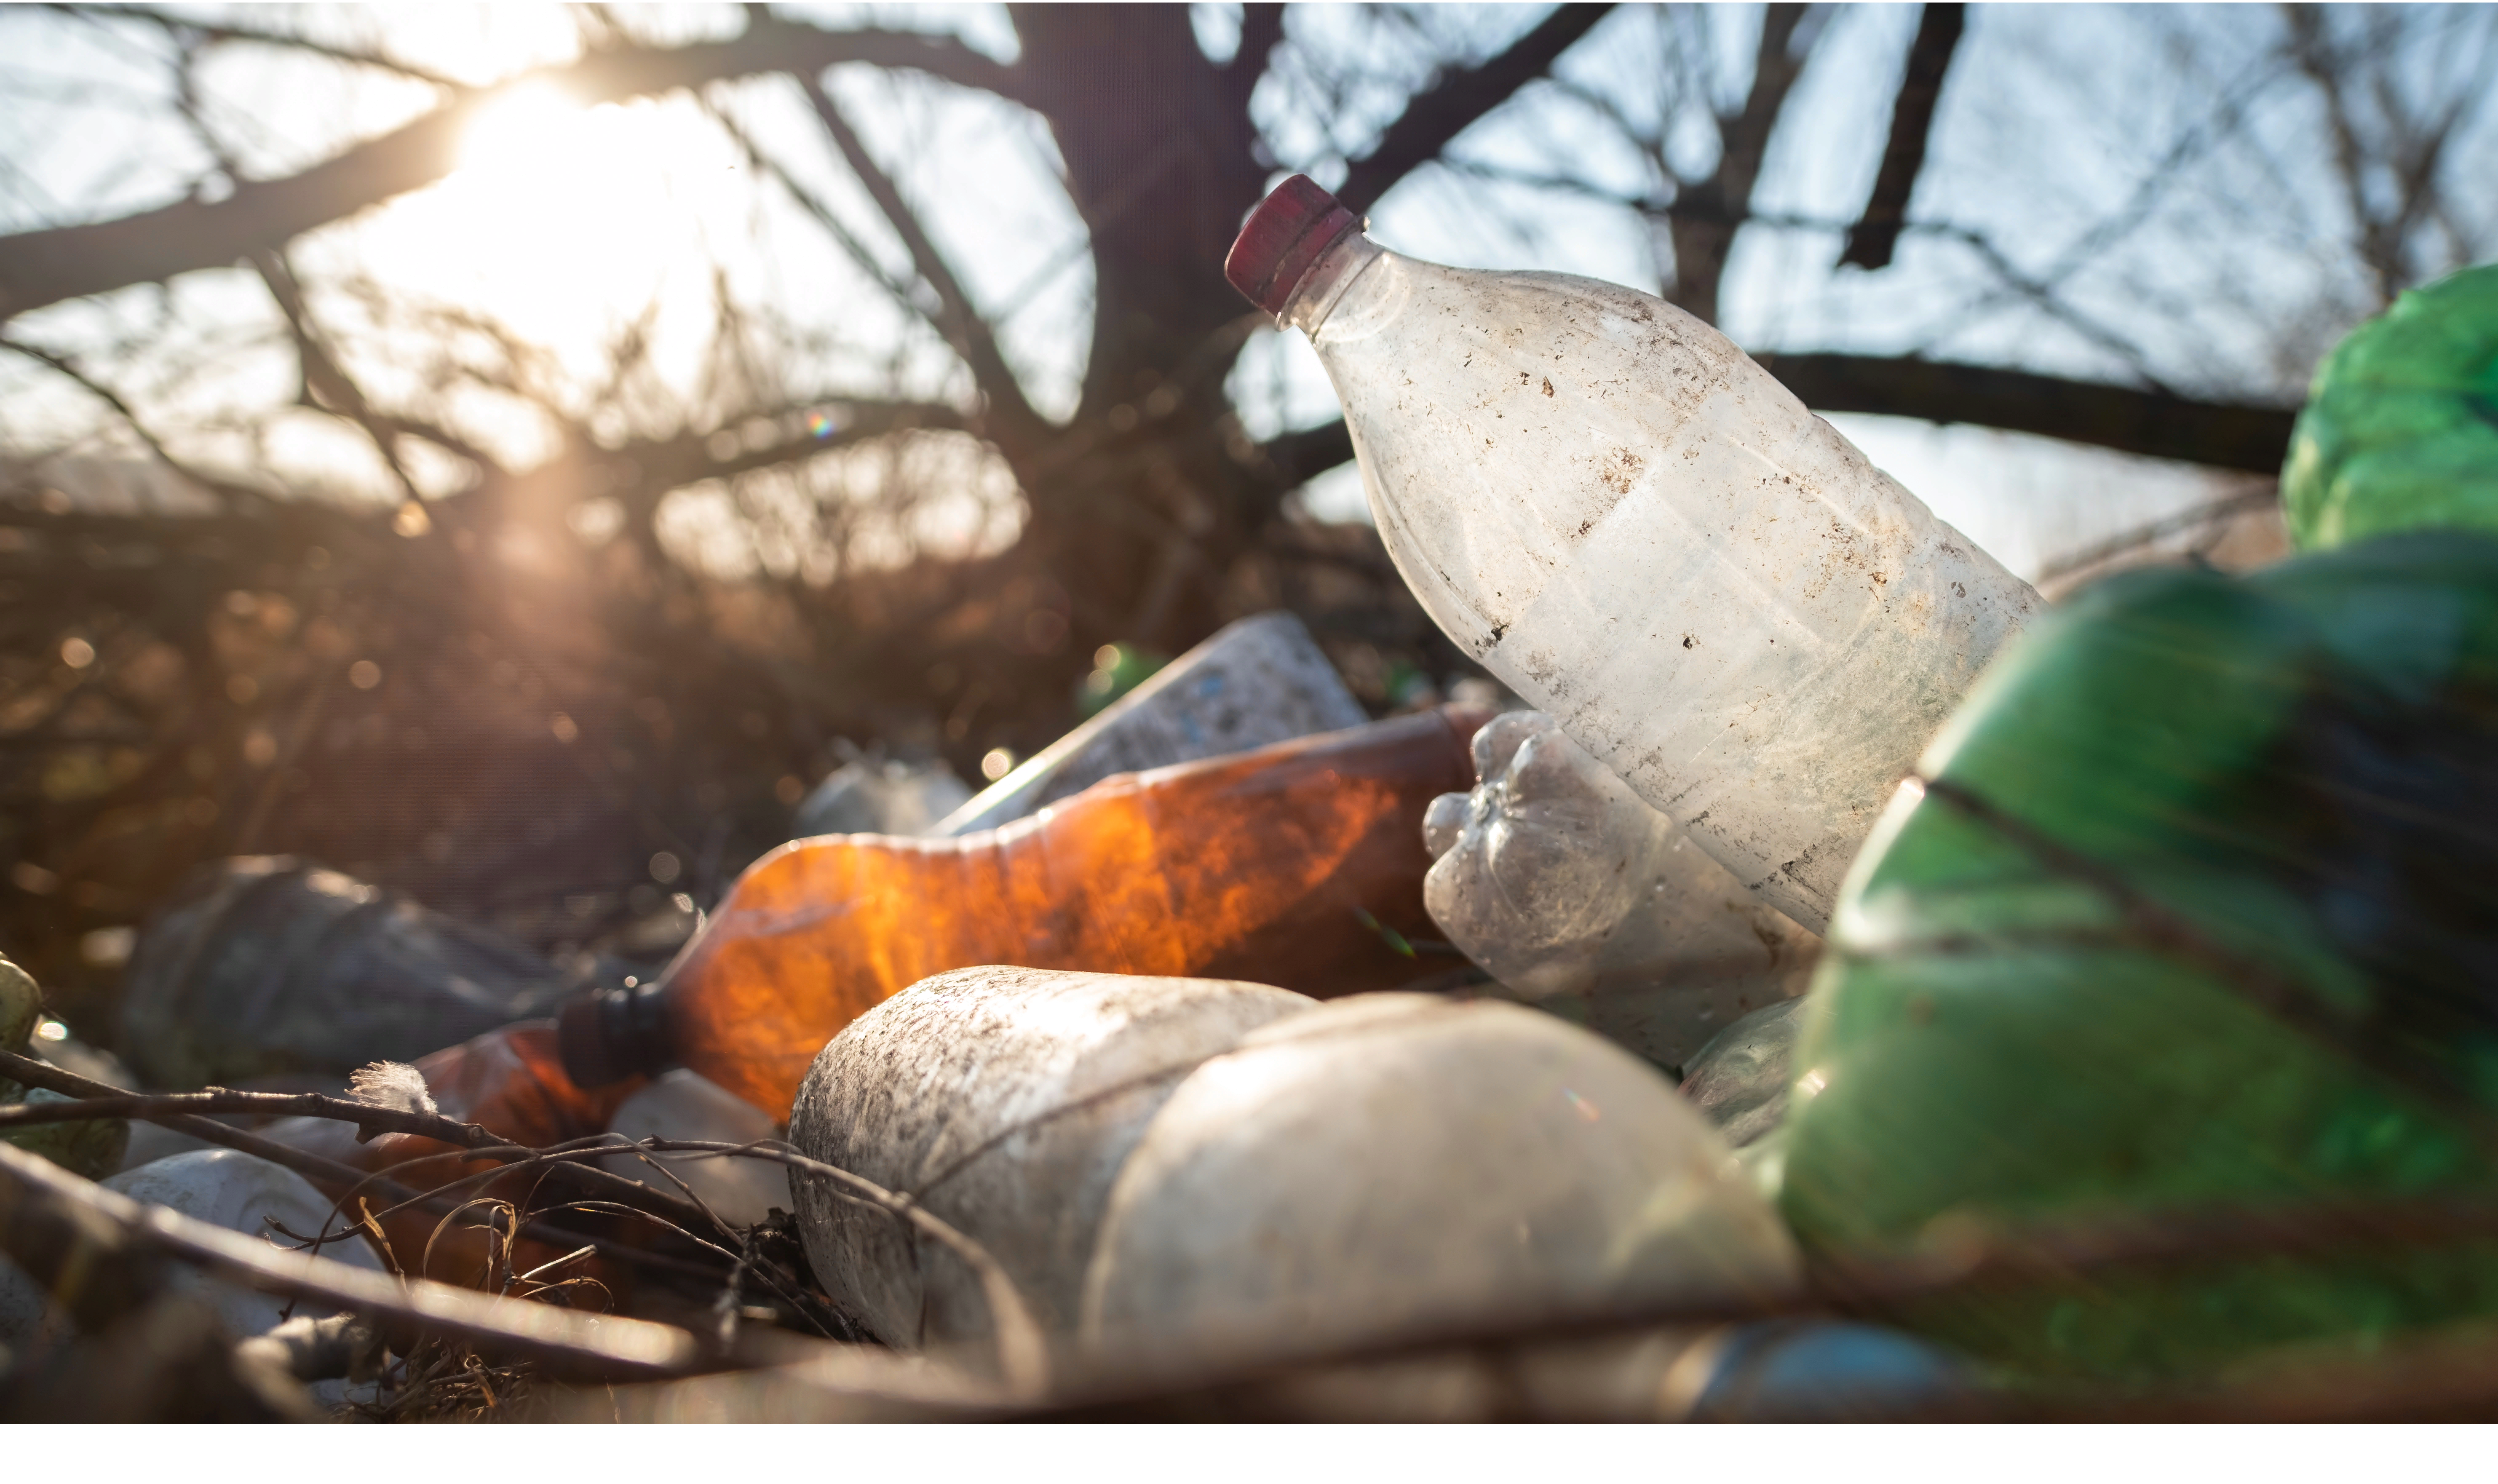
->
[0,1137,739,1382]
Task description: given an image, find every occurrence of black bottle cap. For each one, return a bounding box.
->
[556,981,672,1088]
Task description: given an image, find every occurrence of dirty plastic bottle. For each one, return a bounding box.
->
[934,611,1367,836]
[119,856,586,1090]
[1227,177,2041,932]
[261,1021,638,1292]
[1678,996,1808,1151]
[789,966,1316,1361]
[559,706,1487,1117]
[1422,711,1817,1068]
[0,1150,389,1406]
[1081,993,1799,1371]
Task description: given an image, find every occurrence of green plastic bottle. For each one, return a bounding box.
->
[2281,262,2498,552]
[1778,532,2498,1380]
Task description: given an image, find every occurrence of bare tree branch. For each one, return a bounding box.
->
[53,2,471,90]
[247,248,427,505]
[1660,3,1817,325]
[1756,353,2296,471]
[0,1046,727,1284]
[1335,3,1618,215]
[1839,3,1965,271]
[1229,2,1289,110]
[698,99,926,320]
[0,16,1030,323]
[1264,352,2297,492]
[0,1134,735,1382]
[0,334,257,508]
[794,75,1046,442]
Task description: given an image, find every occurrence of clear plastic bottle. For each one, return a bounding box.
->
[1420,711,1817,1068]
[1228,177,2041,930]
[1080,992,1800,1371]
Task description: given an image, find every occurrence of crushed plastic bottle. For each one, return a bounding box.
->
[1780,529,2498,1380]
[1678,997,1808,1151]
[119,856,583,1090]
[1081,993,1799,1372]
[1422,711,1817,1068]
[0,1148,387,1409]
[789,966,1316,1359]
[935,611,1367,836]
[1227,177,2040,932]
[2281,262,2498,552]
[0,956,125,1179]
[559,706,1487,1117]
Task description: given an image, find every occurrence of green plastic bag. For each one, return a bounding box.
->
[2281,262,2498,552]
[1779,531,2498,1381]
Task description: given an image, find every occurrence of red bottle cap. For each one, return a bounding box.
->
[1226,175,1358,318]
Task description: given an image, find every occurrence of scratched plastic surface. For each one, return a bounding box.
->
[1254,178,2040,931]
[659,707,1486,1117]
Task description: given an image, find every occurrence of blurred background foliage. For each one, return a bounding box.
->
[0,2,2490,1041]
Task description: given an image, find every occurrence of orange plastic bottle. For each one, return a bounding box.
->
[559,706,1489,1116]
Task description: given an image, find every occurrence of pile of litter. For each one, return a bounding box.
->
[2,181,2493,1423]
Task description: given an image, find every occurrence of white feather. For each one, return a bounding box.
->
[345,1061,438,1119]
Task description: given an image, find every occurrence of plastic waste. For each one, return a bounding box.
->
[1080,992,1800,1371]
[0,957,125,1179]
[1780,529,2498,1380]
[119,856,583,1090]
[788,966,1315,1359]
[792,756,974,840]
[934,610,1367,836]
[1422,711,1817,1068]
[1186,1319,1976,1422]
[2281,262,2498,553]
[603,1070,791,1229]
[559,705,1487,1116]
[1666,1319,1976,1421]
[0,1149,387,1407]
[1679,997,1808,1151]
[1226,176,2040,933]
[260,1021,637,1292]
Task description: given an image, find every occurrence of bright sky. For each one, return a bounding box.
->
[0,3,2491,583]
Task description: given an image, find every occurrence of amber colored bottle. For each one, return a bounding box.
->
[559,706,1490,1117]
[271,1021,641,1294]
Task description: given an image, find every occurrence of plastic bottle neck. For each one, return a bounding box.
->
[1283,231,1386,337]
[557,979,672,1087]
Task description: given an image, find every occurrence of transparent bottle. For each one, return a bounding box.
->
[1228,177,2040,931]
[1421,711,1817,1069]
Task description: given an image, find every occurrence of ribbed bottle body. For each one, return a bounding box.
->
[662,708,1484,1113]
[1302,248,2038,930]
